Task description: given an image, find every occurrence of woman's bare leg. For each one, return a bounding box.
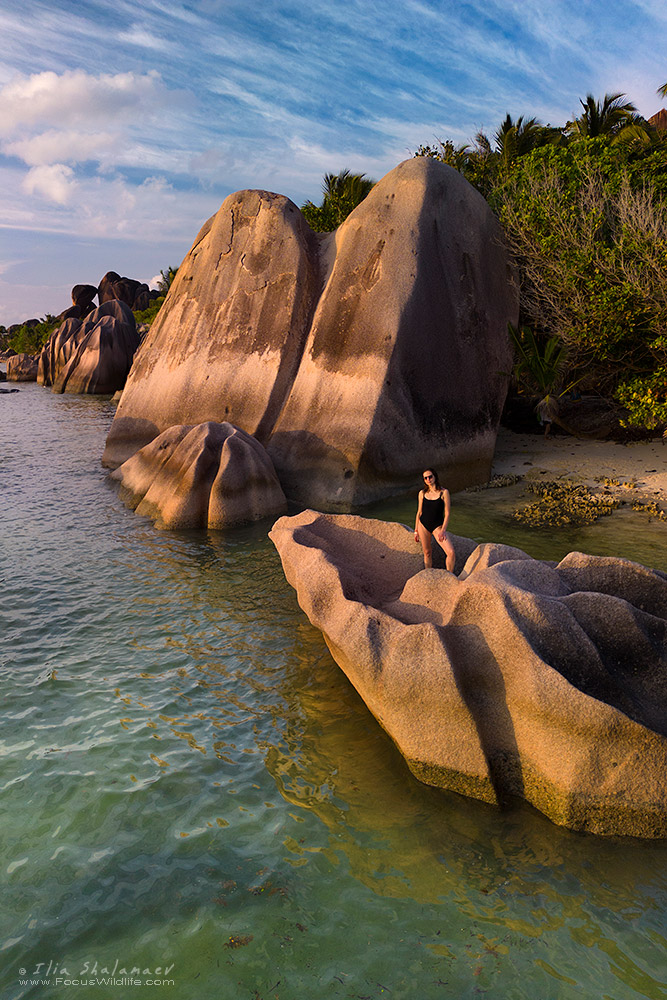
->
[434,532,456,573]
[417,522,433,568]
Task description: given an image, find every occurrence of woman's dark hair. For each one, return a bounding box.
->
[422,468,441,490]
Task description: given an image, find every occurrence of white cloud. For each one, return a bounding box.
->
[5,129,120,166]
[0,69,171,136]
[22,164,76,205]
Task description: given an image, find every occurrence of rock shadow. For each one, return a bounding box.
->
[442,622,524,806]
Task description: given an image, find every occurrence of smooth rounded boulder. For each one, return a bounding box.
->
[111,421,287,529]
[269,510,667,838]
[103,159,518,508]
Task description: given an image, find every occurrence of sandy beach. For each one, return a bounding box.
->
[491,426,667,504]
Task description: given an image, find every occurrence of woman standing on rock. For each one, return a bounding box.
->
[414,469,456,572]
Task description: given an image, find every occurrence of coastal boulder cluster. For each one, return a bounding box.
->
[38,300,140,395]
[103,158,518,511]
[270,510,667,839]
[7,270,156,393]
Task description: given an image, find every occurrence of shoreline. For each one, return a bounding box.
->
[491,426,667,505]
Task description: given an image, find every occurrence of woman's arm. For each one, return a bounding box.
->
[414,490,424,537]
[437,489,451,539]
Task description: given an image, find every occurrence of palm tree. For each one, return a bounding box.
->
[321,169,375,212]
[493,114,560,169]
[658,82,667,99]
[567,92,641,138]
[157,266,178,294]
[301,169,376,232]
[508,324,570,398]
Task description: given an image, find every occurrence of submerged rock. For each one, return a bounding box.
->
[103,158,517,508]
[111,421,287,529]
[269,510,667,838]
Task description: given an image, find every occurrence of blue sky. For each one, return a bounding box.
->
[1,0,665,325]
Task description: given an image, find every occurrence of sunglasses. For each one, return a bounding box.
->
[423,474,434,481]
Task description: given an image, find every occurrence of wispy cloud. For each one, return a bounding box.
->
[1,0,666,325]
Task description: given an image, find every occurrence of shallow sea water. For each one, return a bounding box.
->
[2,381,667,1000]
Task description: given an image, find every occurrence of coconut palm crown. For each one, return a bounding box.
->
[567,92,641,138]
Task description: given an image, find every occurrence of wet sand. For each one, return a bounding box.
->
[491,427,667,504]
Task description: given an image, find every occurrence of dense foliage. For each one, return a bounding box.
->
[133,295,166,326]
[416,90,667,430]
[1,316,59,355]
[301,169,376,231]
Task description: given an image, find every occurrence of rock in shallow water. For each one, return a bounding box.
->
[112,421,287,529]
[7,353,39,381]
[38,300,140,394]
[269,510,667,838]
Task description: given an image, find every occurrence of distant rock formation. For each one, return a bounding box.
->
[111,421,287,529]
[7,353,39,381]
[649,109,667,132]
[103,158,518,508]
[270,510,667,838]
[71,283,98,317]
[38,300,140,394]
[97,271,154,312]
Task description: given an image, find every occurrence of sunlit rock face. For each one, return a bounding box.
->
[38,301,140,395]
[269,510,667,839]
[111,421,287,529]
[103,158,518,508]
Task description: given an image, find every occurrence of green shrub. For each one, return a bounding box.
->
[615,368,667,429]
[493,141,667,395]
[8,317,59,355]
[133,295,166,327]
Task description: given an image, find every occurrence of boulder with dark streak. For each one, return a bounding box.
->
[38,301,140,394]
[102,158,518,508]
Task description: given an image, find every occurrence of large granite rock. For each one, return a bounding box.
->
[269,510,667,838]
[38,301,140,394]
[103,158,518,508]
[111,421,287,529]
[7,353,39,381]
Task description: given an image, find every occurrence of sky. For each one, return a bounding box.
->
[0,0,666,326]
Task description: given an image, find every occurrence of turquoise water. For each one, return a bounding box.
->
[2,381,667,1000]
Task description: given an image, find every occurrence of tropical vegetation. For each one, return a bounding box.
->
[0,316,59,355]
[415,87,667,430]
[301,169,376,231]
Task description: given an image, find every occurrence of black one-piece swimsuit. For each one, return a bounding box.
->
[420,495,445,532]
